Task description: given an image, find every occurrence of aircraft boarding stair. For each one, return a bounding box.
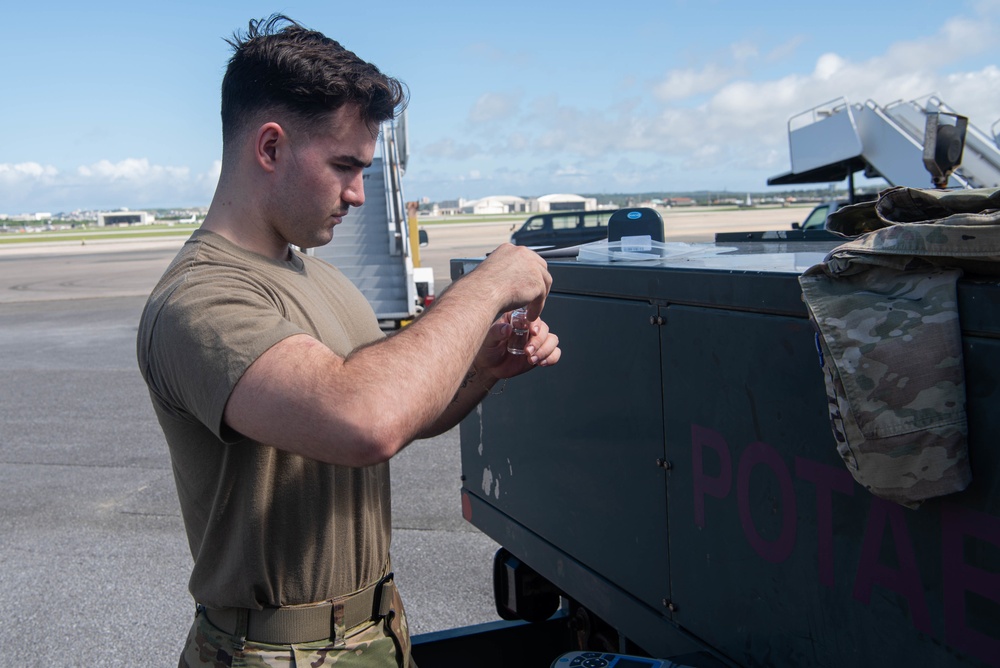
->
[312,119,418,326]
[769,95,1000,192]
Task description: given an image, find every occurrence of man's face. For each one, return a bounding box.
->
[272,104,378,250]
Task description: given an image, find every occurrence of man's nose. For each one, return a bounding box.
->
[343,171,365,208]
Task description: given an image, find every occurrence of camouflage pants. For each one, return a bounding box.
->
[178,589,415,668]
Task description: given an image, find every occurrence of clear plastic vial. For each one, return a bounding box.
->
[507,307,530,355]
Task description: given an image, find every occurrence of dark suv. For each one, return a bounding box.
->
[510,210,613,249]
[792,193,878,231]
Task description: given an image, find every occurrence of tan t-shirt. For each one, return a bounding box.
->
[137,229,388,609]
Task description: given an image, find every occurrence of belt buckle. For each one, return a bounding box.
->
[373,571,394,620]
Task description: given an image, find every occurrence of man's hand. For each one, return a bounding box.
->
[472,244,552,321]
[475,311,561,382]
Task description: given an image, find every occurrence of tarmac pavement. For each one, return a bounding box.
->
[0,240,501,666]
[0,208,799,664]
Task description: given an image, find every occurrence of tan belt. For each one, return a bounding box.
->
[203,572,395,645]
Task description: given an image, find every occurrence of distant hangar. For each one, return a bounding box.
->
[97,210,153,226]
[458,193,599,215]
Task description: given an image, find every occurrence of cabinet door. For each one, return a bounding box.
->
[462,293,669,610]
[659,303,1000,667]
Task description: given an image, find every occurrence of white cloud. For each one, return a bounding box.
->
[813,53,846,81]
[468,91,522,124]
[0,158,218,212]
[729,40,759,63]
[653,64,733,103]
[553,165,589,178]
[417,3,999,199]
[467,42,532,68]
[19,10,991,207]
[422,138,484,160]
[942,65,1000,125]
[883,15,993,69]
[0,162,59,182]
[205,160,223,186]
[76,158,188,181]
[763,37,806,65]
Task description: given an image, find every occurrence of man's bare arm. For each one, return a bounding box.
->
[223,244,553,466]
[414,316,561,439]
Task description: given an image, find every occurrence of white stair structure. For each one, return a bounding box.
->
[769,95,1000,192]
[311,116,418,326]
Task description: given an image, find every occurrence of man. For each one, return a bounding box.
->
[136,15,560,668]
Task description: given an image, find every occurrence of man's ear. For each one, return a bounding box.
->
[254,122,284,173]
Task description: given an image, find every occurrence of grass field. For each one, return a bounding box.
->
[0,223,199,245]
[0,204,812,246]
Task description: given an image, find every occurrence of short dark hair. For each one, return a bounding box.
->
[220,15,407,145]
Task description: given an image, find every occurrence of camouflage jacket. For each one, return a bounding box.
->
[799,186,1000,508]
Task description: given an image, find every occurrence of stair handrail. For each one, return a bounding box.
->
[788,96,852,133]
[862,98,927,150]
[861,99,970,189]
[380,120,410,258]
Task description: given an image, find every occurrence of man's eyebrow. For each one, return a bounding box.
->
[333,154,372,169]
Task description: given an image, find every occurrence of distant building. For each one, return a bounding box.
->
[429,200,462,216]
[460,195,528,215]
[532,193,598,212]
[429,193,599,216]
[6,212,53,222]
[97,210,154,226]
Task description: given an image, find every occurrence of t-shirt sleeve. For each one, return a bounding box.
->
[142,270,304,442]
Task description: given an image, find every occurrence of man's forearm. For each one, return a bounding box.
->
[416,363,498,439]
[344,274,501,444]
[223,244,550,467]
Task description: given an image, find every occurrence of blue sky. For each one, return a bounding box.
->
[2,0,998,213]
